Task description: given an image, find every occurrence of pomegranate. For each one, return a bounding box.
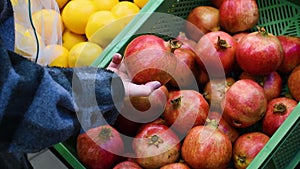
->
[239,71,282,101]
[124,85,168,122]
[288,65,300,101]
[168,40,199,89]
[163,90,209,136]
[113,161,142,169]
[277,35,300,74]
[137,117,168,134]
[232,32,249,43]
[185,6,220,41]
[222,79,267,128]
[233,132,270,169]
[123,34,178,85]
[207,111,240,143]
[132,124,181,169]
[76,125,124,169]
[219,0,259,33]
[181,124,232,169]
[196,69,209,85]
[160,162,191,169]
[236,27,284,75]
[262,97,298,136]
[114,113,141,137]
[195,31,237,76]
[203,77,235,110]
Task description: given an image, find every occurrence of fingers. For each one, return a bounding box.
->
[145,81,162,90]
[126,81,161,97]
[112,53,122,65]
[107,53,122,71]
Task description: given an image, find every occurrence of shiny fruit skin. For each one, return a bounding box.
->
[127,85,169,120]
[168,47,198,89]
[233,132,270,169]
[132,124,181,169]
[123,35,177,85]
[160,162,191,169]
[163,90,209,136]
[113,160,142,169]
[181,125,232,169]
[185,6,220,41]
[77,125,124,169]
[222,79,267,128]
[236,29,284,75]
[288,65,300,101]
[219,0,259,34]
[195,31,237,76]
[277,35,300,74]
[262,97,298,136]
[239,71,282,101]
[207,111,240,143]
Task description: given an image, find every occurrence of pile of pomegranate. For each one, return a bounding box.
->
[76,0,300,169]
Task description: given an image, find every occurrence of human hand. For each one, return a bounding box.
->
[107,53,161,97]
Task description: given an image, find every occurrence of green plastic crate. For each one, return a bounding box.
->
[53,0,300,168]
[92,0,300,68]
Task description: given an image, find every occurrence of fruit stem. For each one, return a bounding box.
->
[99,127,113,141]
[147,135,163,148]
[217,36,231,50]
[169,39,183,53]
[238,155,246,164]
[273,103,287,114]
[170,96,183,108]
[206,118,219,129]
[257,26,268,36]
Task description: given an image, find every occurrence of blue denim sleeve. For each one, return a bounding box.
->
[0,46,124,153]
[0,0,124,154]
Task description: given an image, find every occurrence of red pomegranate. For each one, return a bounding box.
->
[233,132,270,169]
[288,65,300,101]
[76,125,124,169]
[195,31,237,76]
[236,27,284,75]
[123,34,178,85]
[132,124,181,169]
[262,97,298,136]
[185,6,220,41]
[113,161,142,169]
[163,90,209,135]
[239,71,282,101]
[168,40,199,89]
[207,111,240,143]
[219,0,259,33]
[181,125,232,169]
[160,162,191,169]
[277,35,300,74]
[222,79,267,128]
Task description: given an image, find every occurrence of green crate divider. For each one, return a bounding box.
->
[54,0,300,168]
[94,0,300,68]
[53,143,86,169]
[248,103,300,169]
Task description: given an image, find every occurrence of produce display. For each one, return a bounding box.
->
[56,0,300,169]
[13,0,148,68]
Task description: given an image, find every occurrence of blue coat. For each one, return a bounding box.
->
[0,0,124,168]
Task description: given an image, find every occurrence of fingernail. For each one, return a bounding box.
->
[149,81,161,89]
